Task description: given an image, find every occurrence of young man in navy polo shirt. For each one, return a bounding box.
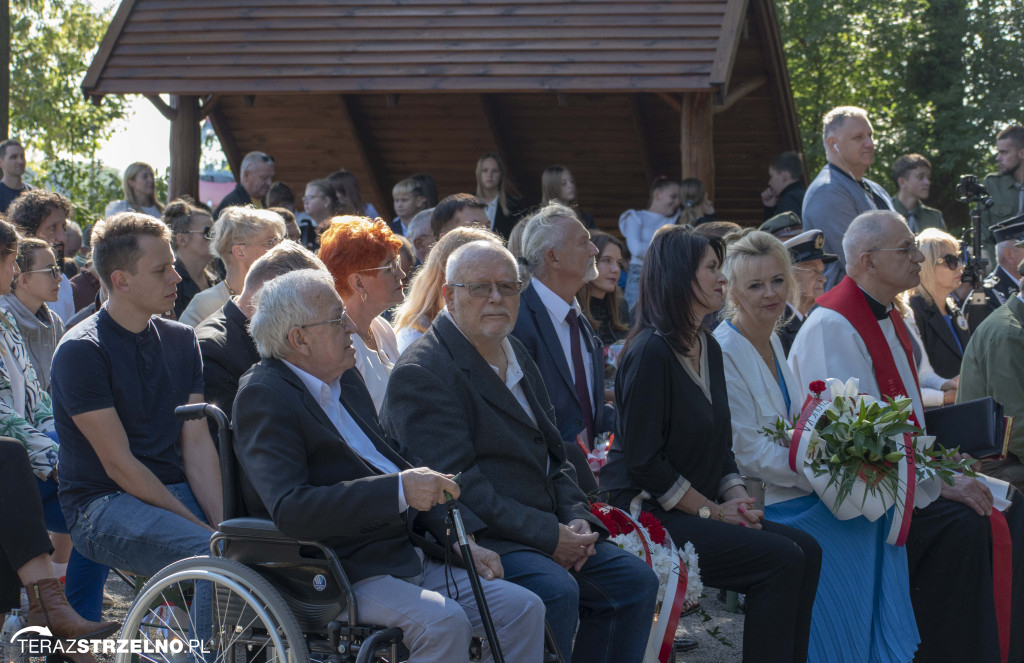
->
[52,212,222,584]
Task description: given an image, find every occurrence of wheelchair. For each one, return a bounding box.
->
[116,403,563,663]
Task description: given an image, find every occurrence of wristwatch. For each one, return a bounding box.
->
[698,505,711,519]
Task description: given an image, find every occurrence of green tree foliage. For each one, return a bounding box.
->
[777,0,1024,228]
[9,0,127,159]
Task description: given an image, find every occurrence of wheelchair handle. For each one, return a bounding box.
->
[174,403,229,431]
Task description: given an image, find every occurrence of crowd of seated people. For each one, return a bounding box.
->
[2,119,1024,663]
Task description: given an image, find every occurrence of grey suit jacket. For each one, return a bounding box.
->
[381,314,604,557]
[802,164,894,289]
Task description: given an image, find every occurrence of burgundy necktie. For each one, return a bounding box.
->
[565,310,596,449]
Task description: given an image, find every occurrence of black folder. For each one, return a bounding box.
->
[924,397,1011,459]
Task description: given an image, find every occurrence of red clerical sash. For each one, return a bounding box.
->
[816,276,920,423]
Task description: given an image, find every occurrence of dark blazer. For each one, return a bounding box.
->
[233,358,481,583]
[381,314,604,557]
[599,327,742,507]
[908,294,970,380]
[512,282,613,444]
[386,218,405,236]
[492,196,526,240]
[985,265,1021,309]
[196,300,260,420]
[214,183,257,219]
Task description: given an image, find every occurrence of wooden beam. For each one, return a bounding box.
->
[198,94,219,118]
[80,0,138,98]
[207,106,242,180]
[479,93,526,197]
[656,93,682,113]
[338,94,390,217]
[167,95,200,201]
[681,92,715,200]
[709,0,750,101]
[713,76,767,115]
[628,94,655,185]
[145,94,177,121]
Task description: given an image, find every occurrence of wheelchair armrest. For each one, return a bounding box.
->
[217,517,293,540]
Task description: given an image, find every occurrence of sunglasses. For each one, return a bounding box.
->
[936,254,963,270]
[23,264,61,279]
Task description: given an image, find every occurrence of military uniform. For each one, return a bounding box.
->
[781,229,838,357]
[891,198,945,233]
[982,216,1024,310]
[979,172,1024,260]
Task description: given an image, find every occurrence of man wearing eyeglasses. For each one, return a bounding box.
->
[511,203,610,494]
[778,229,838,357]
[803,106,895,291]
[383,240,658,663]
[234,268,546,663]
[213,151,275,219]
[789,210,1024,663]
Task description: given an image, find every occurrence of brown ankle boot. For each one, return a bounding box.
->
[26,578,119,640]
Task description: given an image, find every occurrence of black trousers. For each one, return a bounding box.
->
[906,493,1024,663]
[0,439,54,611]
[610,496,821,663]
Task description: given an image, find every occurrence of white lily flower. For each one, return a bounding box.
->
[826,377,860,402]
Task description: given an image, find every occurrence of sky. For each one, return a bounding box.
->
[95,95,172,176]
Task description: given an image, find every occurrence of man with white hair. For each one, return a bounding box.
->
[214,151,276,218]
[982,215,1024,308]
[789,210,1024,662]
[512,202,608,492]
[406,207,435,265]
[802,106,895,290]
[233,268,545,663]
[383,240,658,663]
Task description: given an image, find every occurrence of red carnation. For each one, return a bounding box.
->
[639,511,667,546]
[809,380,826,397]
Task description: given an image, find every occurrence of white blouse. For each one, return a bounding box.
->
[353,316,400,413]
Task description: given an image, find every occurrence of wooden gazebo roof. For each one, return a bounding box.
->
[84,0,803,227]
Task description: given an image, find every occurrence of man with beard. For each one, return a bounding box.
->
[980,126,1024,263]
[789,210,1024,663]
[7,189,74,322]
[802,106,894,290]
[512,203,609,492]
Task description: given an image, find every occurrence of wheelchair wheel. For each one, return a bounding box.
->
[117,555,309,663]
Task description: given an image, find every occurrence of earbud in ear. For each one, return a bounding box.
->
[832,144,839,152]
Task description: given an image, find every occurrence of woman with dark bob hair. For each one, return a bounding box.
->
[599,225,821,663]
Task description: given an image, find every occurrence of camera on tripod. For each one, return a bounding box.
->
[955,175,994,323]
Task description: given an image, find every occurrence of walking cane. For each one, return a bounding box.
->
[445,475,506,663]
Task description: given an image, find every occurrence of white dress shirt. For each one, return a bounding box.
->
[530,278,595,411]
[282,359,407,511]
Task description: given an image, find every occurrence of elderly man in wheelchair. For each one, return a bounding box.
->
[119,268,545,663]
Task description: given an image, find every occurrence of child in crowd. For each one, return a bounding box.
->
[390,178,427,237]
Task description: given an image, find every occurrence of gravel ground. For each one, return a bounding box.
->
[97,573,743,663]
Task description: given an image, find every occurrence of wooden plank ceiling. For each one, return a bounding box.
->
[83,0,732,97]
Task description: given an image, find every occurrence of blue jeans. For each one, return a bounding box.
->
[69,482,213,643]
[35,476,110,621]
[501,540,658,663]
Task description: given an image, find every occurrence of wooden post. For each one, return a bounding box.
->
[1,0,9,139]
[168,95,200,201]
[680,92,715,200]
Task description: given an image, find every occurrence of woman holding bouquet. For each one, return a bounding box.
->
[713,229,920,662]
[599,226,820,663]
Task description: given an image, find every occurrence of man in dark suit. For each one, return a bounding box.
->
[214,151,275,219]
[760,151,806,222]
[197,240,323,419]
[382,240,658,663]
[233,268,545,663]
[512,203,611,492]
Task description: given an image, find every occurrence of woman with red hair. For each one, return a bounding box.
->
[319,216,406,411]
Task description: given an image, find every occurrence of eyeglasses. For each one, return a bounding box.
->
[236,236,283,250]
[869,240,921,257]
[300,307,348,329]
[358,258,403,276]
[936,253,963,270]
[794,266,826,278]
[182,227,212,238]
[23,264,61,279]
[448,280,524,298]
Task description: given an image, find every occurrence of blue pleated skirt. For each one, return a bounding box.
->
[767,494,920,663]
